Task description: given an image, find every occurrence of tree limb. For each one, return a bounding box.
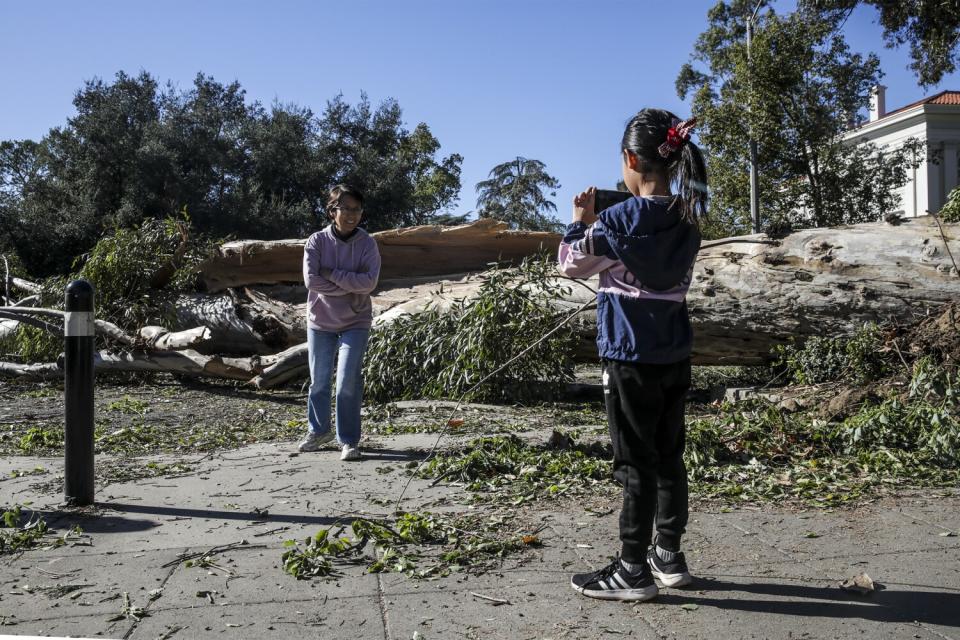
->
[0,310,60,334]
[0,307,135,346]
[10,277,41,294]
[0,361,61,379]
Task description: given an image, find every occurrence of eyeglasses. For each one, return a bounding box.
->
[333,206,363,215]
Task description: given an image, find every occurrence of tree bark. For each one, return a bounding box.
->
[179,216,960,367]
[7,216,957,382]
[249,343,309,389]
[173,293,275,355]
[680,216,958,363]
[92,349,261,380]
[367,216,960,365]
[198,218,561,292]
[138,326,213,351]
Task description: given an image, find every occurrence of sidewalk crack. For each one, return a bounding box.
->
[121,549,186,640]
[892,508,959,535]
[377,572,392,640]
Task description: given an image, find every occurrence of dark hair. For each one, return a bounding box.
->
[621,108,707,225]
[325,184,365,218]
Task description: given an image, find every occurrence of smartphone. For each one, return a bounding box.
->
[594,189,633,214]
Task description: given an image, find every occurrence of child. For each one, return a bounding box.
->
[560,109,706,601]
[299,184,382,461]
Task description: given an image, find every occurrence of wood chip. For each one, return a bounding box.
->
[840,572,877,594]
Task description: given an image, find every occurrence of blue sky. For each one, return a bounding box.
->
[2,0,958,224]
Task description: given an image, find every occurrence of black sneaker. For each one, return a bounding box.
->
[646,547,693,587]
[570,557,658,602]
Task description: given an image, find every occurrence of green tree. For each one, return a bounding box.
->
[677,2,923,234]
[156,73,259,236]
[0,74,462,277]
[475,157,562,232]
[0,72,166,275]
[245,102,329,236]
[803,1,960,87]
[315,94,462,231]
[403,123,464,227]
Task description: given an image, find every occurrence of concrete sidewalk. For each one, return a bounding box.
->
[1,434,958,640]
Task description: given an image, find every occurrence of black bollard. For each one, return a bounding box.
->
[64,279,95,506]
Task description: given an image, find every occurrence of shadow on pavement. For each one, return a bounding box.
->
[361,448,430,462]
[95,502,359,527]
[655,576,960,628]
[40,511,160,533]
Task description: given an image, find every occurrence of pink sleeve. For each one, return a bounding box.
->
[328,240,382,294]
[303,236,350,296]
[558,240,618,278]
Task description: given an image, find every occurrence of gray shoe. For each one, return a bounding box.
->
[298,430,335,452]
[340,444,361,461]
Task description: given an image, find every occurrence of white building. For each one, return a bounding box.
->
[844,86,960,218]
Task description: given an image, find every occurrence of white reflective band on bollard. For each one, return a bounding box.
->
[64,312,95,337]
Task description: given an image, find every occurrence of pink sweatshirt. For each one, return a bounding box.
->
[302,226,382,331]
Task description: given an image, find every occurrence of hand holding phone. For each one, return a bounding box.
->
[573,187,597,225]
[594,189,632,214]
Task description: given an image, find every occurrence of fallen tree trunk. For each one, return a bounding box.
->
[0,361,61,379]
[689,217,959,363]
[173,293,276,355]
[171,275,482,355]
[5,216,959,382]
[198,218,560,292]
[177,216,960,368]
[0,350,264,381]
[0,307,218,353]
[10,277,41,295]
[0,307,136,346]
[366,216,960,365]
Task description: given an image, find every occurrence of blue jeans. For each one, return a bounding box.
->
[307,327,370,446]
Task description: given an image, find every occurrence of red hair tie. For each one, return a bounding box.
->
[658,117,697,158]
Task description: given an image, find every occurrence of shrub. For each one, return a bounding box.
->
[1,211,217,363]
[363,255,580,403]
[940,187,960,223]
[74,209,216,328]
[837,357,960,465]
[772,323,892,385]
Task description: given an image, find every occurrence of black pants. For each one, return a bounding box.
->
[603,358,690,563]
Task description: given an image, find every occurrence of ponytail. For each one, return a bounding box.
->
[676,140,708,225]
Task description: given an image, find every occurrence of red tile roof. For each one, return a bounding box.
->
[928,91,960,105]
[881,90,960,119]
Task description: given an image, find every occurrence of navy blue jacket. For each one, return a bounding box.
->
[558,195,700,364]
